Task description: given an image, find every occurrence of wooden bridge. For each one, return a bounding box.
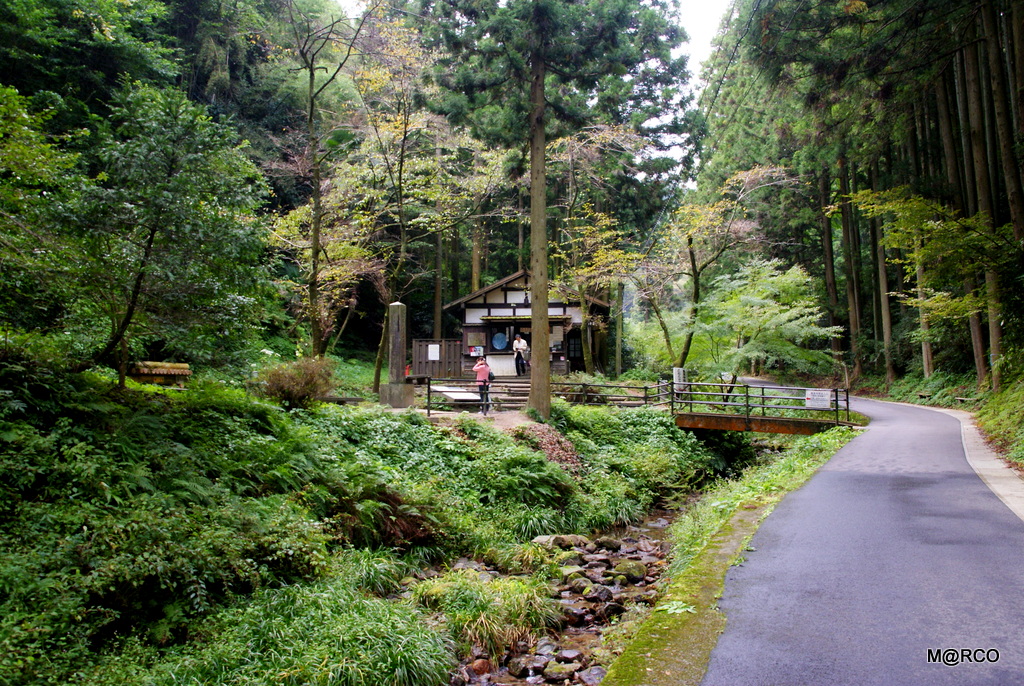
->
[422,378,852,435]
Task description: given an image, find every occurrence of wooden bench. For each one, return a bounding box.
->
[323,396,365,405]
[128,361,192,388]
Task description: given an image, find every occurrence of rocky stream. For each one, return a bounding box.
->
[438,513,679,686]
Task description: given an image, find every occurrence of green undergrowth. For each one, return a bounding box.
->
[859,371,986,408]
[0,358,752,685]
[976,376,1024,465]
[602,426,859,685]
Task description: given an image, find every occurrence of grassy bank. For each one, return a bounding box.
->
[0,357,756,685]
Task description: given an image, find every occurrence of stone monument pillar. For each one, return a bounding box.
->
[379,301,415,408]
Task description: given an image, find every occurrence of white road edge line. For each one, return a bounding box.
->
[930,407,1024,524]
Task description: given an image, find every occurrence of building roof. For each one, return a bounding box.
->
[443,269,610,311]
[443,269,530,310]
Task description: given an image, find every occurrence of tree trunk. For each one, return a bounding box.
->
[471,220,482,292]
[433,225,444,339]
[965,276,989,390]
[966,28,1005,386]
[916,256,934,379]
[676,239,700,369]
[307,63,325,357]
[819,172,843,357]
[936,71,963,209]
[615,280,624,378]
[647,295,675,365]
[580,296,594,374]
[870,163,895,385]
[938,71,989,388]
[1014,1,1024,142]
[449,224,460,302]
[982,0,1024,241]
[518,189,525,271]
[527,52,551,418]
[433,149,444,339]
[372,306,389,394]
[838,157,862,378]
[956,52,979,215]
[986,269,1002,392]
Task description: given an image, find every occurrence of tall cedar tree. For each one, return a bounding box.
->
[420,0,687,417]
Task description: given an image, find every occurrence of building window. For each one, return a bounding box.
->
[568,336,582,358]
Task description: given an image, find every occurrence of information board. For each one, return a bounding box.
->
[804,389,832,409]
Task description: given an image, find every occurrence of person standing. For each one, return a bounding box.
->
[473,356,491,416]
[512,334,530,376]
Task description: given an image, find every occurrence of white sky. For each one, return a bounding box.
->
[679,0,736,81]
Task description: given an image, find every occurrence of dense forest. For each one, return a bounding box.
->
[3,0,1024,684]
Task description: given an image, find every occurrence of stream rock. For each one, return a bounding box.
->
[612,560,647,583]
[508,655,550,678]
[560,565,586,582]
[577,666,607,685]
[533,534,590,549]
[535,637,560,656]
[593,536,622,551]
[556,648,585,664]
[597,602,627,620]
[542,661,581,681]
[583,584,613,602]
[469,658,493,675]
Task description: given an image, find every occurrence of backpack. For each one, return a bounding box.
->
[487,370,495,382]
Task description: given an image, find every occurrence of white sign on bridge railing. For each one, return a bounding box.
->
[673,367,687,392]
[804,389,832,409]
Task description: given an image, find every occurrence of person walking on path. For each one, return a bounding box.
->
[473,357,492,416]
[512,334,529,376]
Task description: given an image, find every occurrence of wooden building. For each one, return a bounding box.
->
[436,270,609,377]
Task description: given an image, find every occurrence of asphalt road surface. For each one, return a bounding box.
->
[701,397,1024,685]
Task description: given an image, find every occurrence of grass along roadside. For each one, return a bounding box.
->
[601,426,859,686]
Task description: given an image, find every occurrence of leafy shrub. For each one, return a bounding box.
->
[977,377,1024,465]
[497,504,566,540]
[569,471,650,530]
[253,357,336,409]
[330,548,410,596]
[108,578,454,686]
[412,570,561,657]
[470,447,576,509]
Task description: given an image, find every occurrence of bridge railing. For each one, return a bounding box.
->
[665,381,850,424]
[423,377,849,424]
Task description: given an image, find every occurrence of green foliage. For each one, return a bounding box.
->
[97,577,453,686]
[412,569,561,658]
[694,259,841,377]
[977,378,1024,465]
[471,448,576,509]
[878,371,981,408]
[10,83,268,370]
[253,356,337,409]
[0,364,436,684]
[329,547,411,596]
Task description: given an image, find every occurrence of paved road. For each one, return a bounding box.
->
[701,397,1024,685]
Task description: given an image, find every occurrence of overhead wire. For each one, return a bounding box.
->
[694,0,808,177]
